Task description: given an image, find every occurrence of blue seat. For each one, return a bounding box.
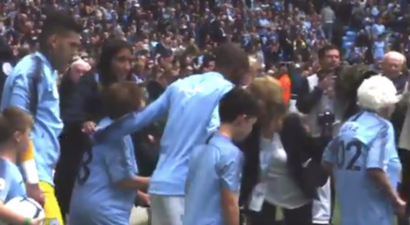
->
[346,31,357,37]
[343,41,354,49]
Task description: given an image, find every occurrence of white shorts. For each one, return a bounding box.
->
[150,195,185,225]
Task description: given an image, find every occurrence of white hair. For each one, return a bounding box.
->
[383,51,406,64]
[357,75,399,111]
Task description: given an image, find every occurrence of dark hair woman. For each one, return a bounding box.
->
[55,38,138,221]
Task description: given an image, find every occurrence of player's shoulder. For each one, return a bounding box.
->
[12,54,38,76]
[343,111,390,144]
[173,73,232,98]
[216,142,243,166]
[0,159,15,179]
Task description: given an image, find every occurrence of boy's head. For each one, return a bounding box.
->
[102,81,145,119]
[219,87,260,141]
[0,107,33,152]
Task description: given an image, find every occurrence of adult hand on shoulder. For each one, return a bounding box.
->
[82,121,96,134]
[26,183,45,207]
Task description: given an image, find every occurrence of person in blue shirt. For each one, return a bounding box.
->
[0,10,82,225]
[69,81,150,225]
[91,43,250,225]
[184,87,259,225]
[323,75,405,225]
[0,107,43,225]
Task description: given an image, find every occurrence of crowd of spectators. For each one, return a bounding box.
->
[0,0,409,90]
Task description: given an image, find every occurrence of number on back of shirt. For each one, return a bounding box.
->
[336,140,362,171]
[77,150,93,184]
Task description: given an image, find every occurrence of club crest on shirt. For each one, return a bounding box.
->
[0,178,5,190]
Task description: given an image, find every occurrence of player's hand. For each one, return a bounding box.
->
[82,121,96,134]
[394,197,406,217]
[26,183,45,207]
[147,134,155,144]
[30,217,45,225]
[138,192,150,207]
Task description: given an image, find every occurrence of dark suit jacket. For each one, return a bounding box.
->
[280,114,328,199]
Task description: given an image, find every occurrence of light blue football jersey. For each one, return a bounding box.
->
[69,117,138,225]
[323,110,401,225]
[0,158,26,203]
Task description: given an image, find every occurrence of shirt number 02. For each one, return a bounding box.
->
[336,140,362,171]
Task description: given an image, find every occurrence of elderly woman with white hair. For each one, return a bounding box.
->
[323,75,405,225]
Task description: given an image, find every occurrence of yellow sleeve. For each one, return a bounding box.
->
[19,140,39,184]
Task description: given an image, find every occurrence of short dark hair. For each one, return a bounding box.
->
[102,81,145,119]
[39,10,82,47]
[318,44,339,59]
[213,43,249,72]
[0,107,32,144]
[219,87,260,123]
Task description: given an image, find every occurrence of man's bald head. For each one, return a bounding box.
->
[382,51,406,78]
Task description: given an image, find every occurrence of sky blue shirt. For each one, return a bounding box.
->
[0,52,63,185]
[373,41,385,59]
[183,133,243,225]
[0,158,26,203]
[70,118,138,225]
[372,24,385,37]
[93,72,233,195]
[323,111,401,225]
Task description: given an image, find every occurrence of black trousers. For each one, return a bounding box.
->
[246,201,324,225]
[54,128,89,220]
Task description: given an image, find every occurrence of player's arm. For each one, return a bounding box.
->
[207,85,234,135]
[7,74,39,185]
[104,141,150,190]
[218,150,242,225]
[94,82,173,143]
[0,174,41,225]
[367,128,402,204]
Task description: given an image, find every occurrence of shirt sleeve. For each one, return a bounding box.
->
[104,140,136,183]
[366,126,389,169]
[206,105,220,136]
[322,138,338,164]
[215,148,243,193]
[94,81,172,143]
[206,85,233,135]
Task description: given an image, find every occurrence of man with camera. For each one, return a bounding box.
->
[296,45,341,225]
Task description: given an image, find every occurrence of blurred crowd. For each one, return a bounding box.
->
[0,0,410,90]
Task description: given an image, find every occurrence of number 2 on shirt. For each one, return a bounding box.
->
[336,140,362,171]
